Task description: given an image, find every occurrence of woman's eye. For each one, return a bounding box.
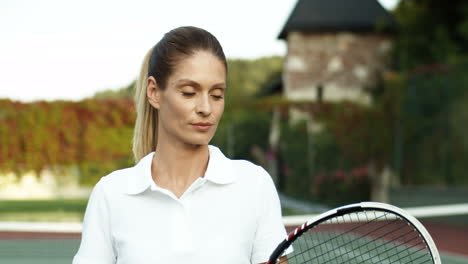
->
[212,95,224,100]
[182,92,195,97]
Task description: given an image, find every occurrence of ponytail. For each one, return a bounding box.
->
[132,47,158,163]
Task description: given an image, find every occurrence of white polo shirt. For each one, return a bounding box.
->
[73,145,288,264]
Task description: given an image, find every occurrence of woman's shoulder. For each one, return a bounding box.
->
[92,166,137,195]
[229,158,273,186]
[230,158,264,173]
[211,145,272,183]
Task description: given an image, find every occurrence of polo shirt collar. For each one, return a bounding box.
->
[126,145,235,195]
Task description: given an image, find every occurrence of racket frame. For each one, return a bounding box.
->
[268,201,441,264]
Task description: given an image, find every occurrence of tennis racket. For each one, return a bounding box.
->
[268,202,441,264]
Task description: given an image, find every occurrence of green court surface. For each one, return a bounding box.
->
[0,238,466,263]
[0,238,79,263]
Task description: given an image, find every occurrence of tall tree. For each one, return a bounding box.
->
[394,0,468,69]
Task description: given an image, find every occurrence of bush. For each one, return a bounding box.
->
[314,166,371,206]
[278,120,310,200]
[278,118,371,204]
[211,108,271,162]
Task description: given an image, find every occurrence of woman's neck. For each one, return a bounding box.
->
[151,141,209,198]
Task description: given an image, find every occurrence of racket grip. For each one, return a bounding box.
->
[267,239,290,264]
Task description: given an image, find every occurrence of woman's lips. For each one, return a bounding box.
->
[191,123,212,131]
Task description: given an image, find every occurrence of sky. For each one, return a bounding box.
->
[0,0,399,102]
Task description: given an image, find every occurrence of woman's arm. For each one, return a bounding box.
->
[73,179,116,264]
[251,166,291,264]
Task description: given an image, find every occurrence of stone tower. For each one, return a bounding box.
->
[279,0,396,105]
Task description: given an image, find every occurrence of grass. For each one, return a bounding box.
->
[0,199,88,222]
[281,207,307,216]
[0,212,84,222]
[0,199,88,213]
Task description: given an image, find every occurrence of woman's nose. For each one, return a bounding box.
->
[196,94,212,116]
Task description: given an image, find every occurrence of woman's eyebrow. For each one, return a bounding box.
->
[176,79,200,88]
[176,78,225,89]
[212,83,226,89]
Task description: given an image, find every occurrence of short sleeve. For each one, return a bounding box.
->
[73,179,117,264]
[251,166,291,263]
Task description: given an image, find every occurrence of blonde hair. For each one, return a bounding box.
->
[132,47,158,163]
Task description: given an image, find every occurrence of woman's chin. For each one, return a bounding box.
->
[187,133,215,145]
[182,137,212,147]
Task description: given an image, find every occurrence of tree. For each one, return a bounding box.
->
[394,0,468,69]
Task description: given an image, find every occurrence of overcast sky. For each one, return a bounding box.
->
[0,0,399,102]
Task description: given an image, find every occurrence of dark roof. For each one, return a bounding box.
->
[278,0,397,39]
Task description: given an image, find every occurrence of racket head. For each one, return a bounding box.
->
[268,202,441,264]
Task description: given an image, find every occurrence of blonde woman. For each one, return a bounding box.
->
[73,26,289,264]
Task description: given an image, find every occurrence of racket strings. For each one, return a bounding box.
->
[278,210,433,264]
[378,230,431,262]
[342,228,428,264]
[285,210,390,260]
[281,212,399,262]
[308,215,409,264]
[279,213,383,263]
[373,213,432,263]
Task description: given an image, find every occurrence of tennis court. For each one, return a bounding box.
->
[0,204,467,263]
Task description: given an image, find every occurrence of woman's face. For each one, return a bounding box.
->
[148,50,226,147]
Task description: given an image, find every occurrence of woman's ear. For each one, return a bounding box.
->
[147,76,160,109]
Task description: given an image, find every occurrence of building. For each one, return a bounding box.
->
[279,0,396,105]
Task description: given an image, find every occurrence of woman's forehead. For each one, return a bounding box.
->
[169,51,226,85]
[178,51,225,71]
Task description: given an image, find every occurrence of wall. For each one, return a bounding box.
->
[284,31,393,104]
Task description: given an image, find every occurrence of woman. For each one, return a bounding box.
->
[73,26,289,264]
